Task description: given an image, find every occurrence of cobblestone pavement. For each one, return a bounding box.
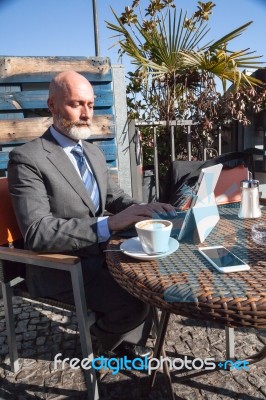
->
[0,296,265,400]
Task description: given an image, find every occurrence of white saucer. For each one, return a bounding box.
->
[120,237,179,260]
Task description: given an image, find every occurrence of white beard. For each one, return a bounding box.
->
[66,125,92,141]
[55,115,92,140]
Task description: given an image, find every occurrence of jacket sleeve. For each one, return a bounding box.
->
[105,173,140,214]
[8,149,101,254]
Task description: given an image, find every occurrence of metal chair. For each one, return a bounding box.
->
[160,149,261,207]
[0,177,99,400]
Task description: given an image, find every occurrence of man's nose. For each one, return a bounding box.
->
[80,106,91,119]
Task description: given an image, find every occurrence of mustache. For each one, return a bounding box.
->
[74,122,91,127]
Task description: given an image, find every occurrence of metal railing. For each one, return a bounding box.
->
[128,120,222,201]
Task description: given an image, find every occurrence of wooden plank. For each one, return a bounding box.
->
[19,81,112,91]
[96,143,117,160]
[0,84,23,119]
[0,112,24,120]
[0,152,9,170]
[0,115,115,143]
[0,98,20,110]
[0,85,21,93]
[93,140,117,160]
[0,56,112,84]
[0,144,117,171]
[0,89,114,111]
[106,160,116,168]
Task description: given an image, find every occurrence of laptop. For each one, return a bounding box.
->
[172,163,223,243]
[118,163,223,243]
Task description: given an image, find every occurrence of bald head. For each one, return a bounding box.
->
[47,71,94,141]
[48,71,93,100]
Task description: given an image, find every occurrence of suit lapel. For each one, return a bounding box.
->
[41,130,98,215]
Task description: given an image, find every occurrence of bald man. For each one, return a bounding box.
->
[8,71,175,358]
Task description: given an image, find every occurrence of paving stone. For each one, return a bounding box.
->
[30,317,41,324]
[36,336,46,346]
[62,340,76,350]
[40,315,50,323]
[0,336,6,345]
[0,344,9,355]
[13,308,22,316]
[247,372,266,388]
[23,331,37,341]
[38,329,50,336]
[261,386,266,396]
[0,300,265,399]
[15,367,40,381]
[23,306,34,312]
[22,340,35,350]
[30,311,40,318]
[36,322,50,330]
[27,324,37,331]
[51,333,63,343]
[17,312,30,320]
[37,344,55,354]
[258,334,266,345]
[15,320,29,334]
[12,297,23,305]
[38,351,52,360]
[44,370,62,387]
[21,349,37,357]
[165,340,176,346]
[51,325,62,334]
[233,371,251,388]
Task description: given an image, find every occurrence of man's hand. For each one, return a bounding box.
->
[108,202,176,232]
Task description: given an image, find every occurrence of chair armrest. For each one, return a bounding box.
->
[0,246,80,272]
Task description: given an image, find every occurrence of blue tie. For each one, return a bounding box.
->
[71,144,100,212]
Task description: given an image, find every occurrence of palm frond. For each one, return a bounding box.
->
[106,6,265,90]
[208,21,253,51]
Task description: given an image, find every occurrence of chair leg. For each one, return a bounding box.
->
[71,266,99,400]
[1,282,20,373]
[151,306,159,339]
[225,326,235,360]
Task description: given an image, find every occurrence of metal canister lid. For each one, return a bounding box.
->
[240,179,259,188]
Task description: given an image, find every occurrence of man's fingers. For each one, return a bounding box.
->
[144,203,176,217]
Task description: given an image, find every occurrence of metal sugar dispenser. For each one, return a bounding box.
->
[238,179,261,219]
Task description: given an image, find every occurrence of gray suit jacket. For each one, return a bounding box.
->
[8,129,137,297]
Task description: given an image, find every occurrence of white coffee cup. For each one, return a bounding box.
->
[135,219,173,255]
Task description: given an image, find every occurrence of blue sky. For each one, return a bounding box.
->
[0,0,266,79]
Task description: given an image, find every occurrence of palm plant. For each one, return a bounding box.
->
[106,0,266,165]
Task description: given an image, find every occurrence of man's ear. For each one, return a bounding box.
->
[47,97,55,113]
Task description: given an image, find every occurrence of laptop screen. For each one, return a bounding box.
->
[174,163,223,243]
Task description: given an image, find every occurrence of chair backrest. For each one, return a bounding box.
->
[160,150,253,208]
[0,177,22,246]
